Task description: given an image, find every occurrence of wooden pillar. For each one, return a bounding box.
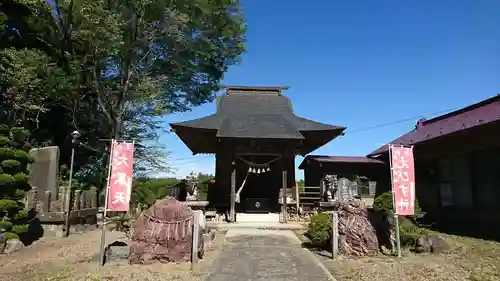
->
[230,161,236,223]
[282,169,288,223]
[295,181,300,211]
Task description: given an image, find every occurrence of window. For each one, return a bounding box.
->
[472,149,500,211]
[437,155,473,208]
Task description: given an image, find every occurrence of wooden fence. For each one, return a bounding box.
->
[24,186,99,223]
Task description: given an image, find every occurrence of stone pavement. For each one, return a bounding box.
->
[204,229,335,281]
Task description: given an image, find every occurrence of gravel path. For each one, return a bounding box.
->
[204,230,334,281]
[0,229,226,281]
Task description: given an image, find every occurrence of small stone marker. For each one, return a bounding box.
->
[4,239,24,254]
[104,241,130,264]
[337,178,350,201]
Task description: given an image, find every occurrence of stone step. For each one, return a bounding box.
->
[207,221,306,230]
[236,213,280,223]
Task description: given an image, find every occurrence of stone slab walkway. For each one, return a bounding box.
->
[204,229,334,281]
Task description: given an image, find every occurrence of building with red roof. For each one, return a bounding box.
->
[299,95,500,239]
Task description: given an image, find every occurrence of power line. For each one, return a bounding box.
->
[344,107,458,134]
[165,106,459,161]
[168,155,213,162]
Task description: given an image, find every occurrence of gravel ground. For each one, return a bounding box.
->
[0,228,226,281]
[205,230,334,281]
[293,230,500,281]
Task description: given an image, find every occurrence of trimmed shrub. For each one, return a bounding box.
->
[3,232,19,241]
[373,191,422,216]
[0,125,32,243]
[373,191,429,247]
[305,213,332,248]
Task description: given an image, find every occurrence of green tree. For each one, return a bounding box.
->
[1,0,246,182]
[131,177,182,206]
[297,179,305,192]
[0,125,34,241]
[197,173,214,200]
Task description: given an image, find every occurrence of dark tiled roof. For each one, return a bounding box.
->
[217,114,304,139]
[172,89,344,133]
[367,95,500,157]
[170,86,346,153]
[298,155,385,169]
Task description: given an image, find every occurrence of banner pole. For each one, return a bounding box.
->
[99,139,116,269]
[388,144,402,258]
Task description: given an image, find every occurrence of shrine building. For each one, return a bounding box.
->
[170,85,345,222]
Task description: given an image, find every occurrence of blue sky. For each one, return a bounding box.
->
[159,0,500,179]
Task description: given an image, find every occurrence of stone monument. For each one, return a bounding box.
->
[27,146,60,197]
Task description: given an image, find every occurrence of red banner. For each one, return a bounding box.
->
[106,141,134,212]
[390,145,416,216]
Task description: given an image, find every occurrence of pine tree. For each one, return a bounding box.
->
[0,124,33,241]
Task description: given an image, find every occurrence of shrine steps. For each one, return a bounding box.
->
[206,221,307,231]
[236,213,280,223]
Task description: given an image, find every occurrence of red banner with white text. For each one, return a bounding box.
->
[390,145,416,216]
[106,141,134,212]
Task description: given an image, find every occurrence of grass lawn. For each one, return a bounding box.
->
[322,234,500,281]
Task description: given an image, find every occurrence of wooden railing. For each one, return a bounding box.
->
[24,186,99,223]
[299,186,321,209]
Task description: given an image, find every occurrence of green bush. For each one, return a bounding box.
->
[305,213,332,248]
[0,125,32,240]
[0,173,15,186]
[3,232,19,241]
[12,224,28,235]
[13,210,28,221]
[0,125,9,135]
[373,191,429,247]
[12,150,31,163]
[0,148,14,158]
[0,199,18,212]
[1,159,21,173]
[0,136,9,146]
[0,219,13,231]
[373,191,422,216]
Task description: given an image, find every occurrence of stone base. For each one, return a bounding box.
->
[203,231,216,249]
[105,242,130,264]
[42,223,98,237]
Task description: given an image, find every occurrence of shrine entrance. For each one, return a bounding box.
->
[170,85,346,223]
[234,154,283,213]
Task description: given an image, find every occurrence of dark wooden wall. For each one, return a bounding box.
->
[209,138,296,213]
[302,161,391,194]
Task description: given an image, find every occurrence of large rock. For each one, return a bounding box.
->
[415,234,450,253]
[4,239,24,254]
[337,199,379,256]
